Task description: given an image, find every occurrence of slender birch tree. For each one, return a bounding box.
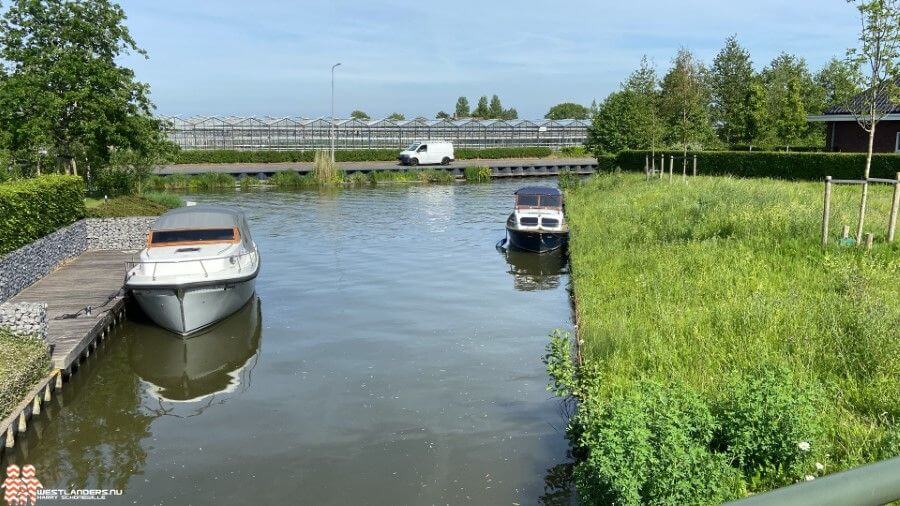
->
[845,0,900,241]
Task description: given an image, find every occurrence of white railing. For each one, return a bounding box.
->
[125,251,256,282]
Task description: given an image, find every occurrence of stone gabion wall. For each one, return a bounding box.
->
[86,217,156,251]
[0,221,86,303]
[0,301,48,341]
[0,217,157,303]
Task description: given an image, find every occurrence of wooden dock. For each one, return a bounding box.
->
[8,250,132,369]
[2,249,133,451]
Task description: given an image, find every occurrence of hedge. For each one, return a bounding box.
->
[173,147,553,165]
[0,175,85,256]
[617,150,900,181]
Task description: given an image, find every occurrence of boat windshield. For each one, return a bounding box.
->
[150,228,238,246]
[517,194,561,208]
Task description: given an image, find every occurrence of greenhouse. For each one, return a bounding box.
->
[164,116,590,151]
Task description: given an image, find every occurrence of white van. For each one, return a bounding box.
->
[398,141,455,166]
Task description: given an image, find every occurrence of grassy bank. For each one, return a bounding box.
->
[86,193,183,218]
[0,330,50,420]
[552,173,899,503]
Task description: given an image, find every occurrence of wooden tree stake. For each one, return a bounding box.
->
[822,176,832,247]
[865,232,874,251]
[888,172,899,242]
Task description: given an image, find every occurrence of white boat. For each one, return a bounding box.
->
[125,206,260,336]
[505,187,569,253]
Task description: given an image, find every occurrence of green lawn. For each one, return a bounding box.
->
[555,173,899,503]
[0,330,50,420]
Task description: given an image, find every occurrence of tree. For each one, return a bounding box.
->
[585,90,657,154]
[489,94,503,119]
[501,107,518,120]
[435,111,451,119]
[0,0,172,177]
[545,102,590,120]
[350,110,370,120]
[760,53,823,147]
[454,96,470,118]
[659,49,716,160]
[845,0,900,241]
[387,112,405,121]
[711,36,754,145]
[623,56,664,159]
[472,96,490,118]
[745,78,769,149]
[816,57,863,110]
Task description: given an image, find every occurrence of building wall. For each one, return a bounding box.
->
[827,120,900,153]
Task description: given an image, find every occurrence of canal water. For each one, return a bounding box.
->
[3,180,574,505]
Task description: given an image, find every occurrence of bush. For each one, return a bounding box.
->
[713,367,823,489]
[90,167,138,197]
[464,166,492,183]
[559,146,588,157]
[0,175,85,255]
[86,196,174,217]
[269,171,309,188]
[573,380,739,505]
[174,147,553,164]
[346,172,370,186]
[415,169,455,183]
[558,169,582,191]
[596,154,617,172]
[616,150,900,180]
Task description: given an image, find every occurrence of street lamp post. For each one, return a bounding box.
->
[331,62,342,162]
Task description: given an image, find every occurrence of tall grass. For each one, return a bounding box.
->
[558,173,899,502]
[312,150,343,184]
[464,166,491,183]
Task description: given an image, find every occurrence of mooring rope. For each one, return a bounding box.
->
[53,287,125,320]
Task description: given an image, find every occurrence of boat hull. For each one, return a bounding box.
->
[506,227,567,253]
[130,277,257,336]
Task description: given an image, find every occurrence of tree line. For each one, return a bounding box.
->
[0,0,174,182]
[585,36,871,154]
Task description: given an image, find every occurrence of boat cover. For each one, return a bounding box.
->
[514,186,562,196]
[151,206,254,248]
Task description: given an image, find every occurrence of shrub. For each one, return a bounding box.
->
[557,169,582,191]
[464,166,492,183]
[90,167,138,197]
[713,367,824,489]
[86,196,172,217]
[596,154,617,172]
[0,175,85,255]
[346,171,370,186]
[269,171,308,188]
[573,380,739,505]
[455,147,552,160]
[616,150,900,180]
[313,150,342,184]
[559,146,588,157]
[415,169,455,183]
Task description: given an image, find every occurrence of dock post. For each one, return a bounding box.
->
[32,395,40,415]
[822,176,832,247]
[18,411,26,432]
[888,172,899,242]
[692,155,697,176]
[44,383,52,402]
[54,371,62,391]
[5,427,14,448]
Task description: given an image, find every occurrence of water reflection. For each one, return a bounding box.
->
[501,246,568,291]
[129,296,262,404]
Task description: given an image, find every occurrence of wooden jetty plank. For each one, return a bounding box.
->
[8,250,133,369]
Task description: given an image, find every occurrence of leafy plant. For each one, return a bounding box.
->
[0,175,84,255]
[463,166,491,183]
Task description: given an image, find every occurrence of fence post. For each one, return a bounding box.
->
[692,155,697,176]
[822,176,832,247]
[888,172,900,242]
[668,155,674,183]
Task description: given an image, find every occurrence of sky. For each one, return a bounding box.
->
[117,0,862,119]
